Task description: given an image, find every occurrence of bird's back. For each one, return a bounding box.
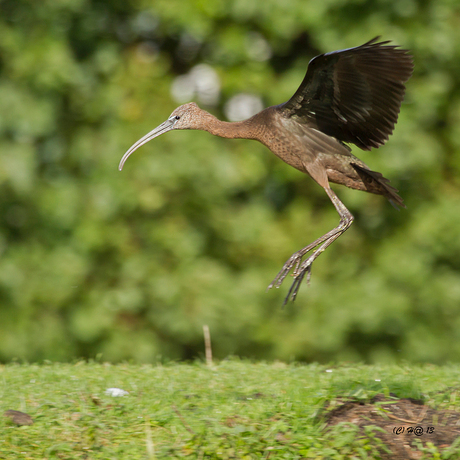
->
[250,107,405,207]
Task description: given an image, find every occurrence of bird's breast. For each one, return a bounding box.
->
[254,116,313,174]
[260,134,308,174]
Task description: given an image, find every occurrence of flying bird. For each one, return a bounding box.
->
[119,37,413,304]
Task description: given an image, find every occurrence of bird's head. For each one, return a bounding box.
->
[119,102,203,171]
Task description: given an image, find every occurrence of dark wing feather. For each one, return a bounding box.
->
[279,38,414,150]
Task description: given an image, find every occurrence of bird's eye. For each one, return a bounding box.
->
[175,116,180,120]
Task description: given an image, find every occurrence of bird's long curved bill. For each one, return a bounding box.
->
[118,119,174,171]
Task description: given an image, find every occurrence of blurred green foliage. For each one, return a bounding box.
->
[1,0,460,364]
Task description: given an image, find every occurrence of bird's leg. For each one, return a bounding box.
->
[267,227,337,289]
[268,187,354,304]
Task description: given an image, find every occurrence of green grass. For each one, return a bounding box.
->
[1,359,460,459]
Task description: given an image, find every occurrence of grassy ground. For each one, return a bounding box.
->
[1,359,460,459]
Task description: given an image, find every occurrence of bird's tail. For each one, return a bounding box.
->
[351,163,405,209]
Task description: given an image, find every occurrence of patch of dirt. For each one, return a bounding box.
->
[4,409,34,426]
[325,394,460,459]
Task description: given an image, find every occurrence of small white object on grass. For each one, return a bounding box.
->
[105,388,129,397]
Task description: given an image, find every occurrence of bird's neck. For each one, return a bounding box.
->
[197,111,256,140]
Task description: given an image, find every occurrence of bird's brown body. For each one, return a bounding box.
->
[119,38,413,303]
[166,104,404,206]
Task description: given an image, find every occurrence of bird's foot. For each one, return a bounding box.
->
[268,251,317,305]
[268,188,354,305]
[283,257,314,304]
[267,253,304,291]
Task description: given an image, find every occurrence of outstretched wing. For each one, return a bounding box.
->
[279,38,414,150]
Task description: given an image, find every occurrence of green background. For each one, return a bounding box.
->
[1,0,459,364]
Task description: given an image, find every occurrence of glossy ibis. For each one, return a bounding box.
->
[119,37,413,303]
